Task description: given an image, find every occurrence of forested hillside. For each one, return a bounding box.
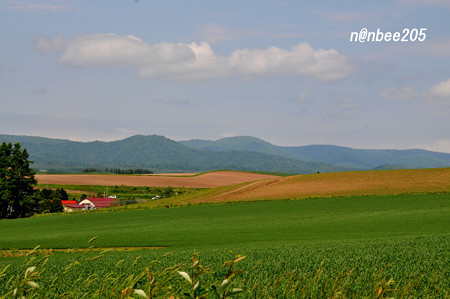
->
[0,135,349,173]
[181,136,450,169]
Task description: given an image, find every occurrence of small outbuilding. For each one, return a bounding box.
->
[62,197,117,212]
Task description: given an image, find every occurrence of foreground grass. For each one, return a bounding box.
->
[0,193,448,297]
[0,235,448,297]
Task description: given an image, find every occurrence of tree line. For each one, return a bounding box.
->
[0,142,67,219]
[82,167,154,174]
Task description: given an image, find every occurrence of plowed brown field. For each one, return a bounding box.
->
[36,171,278,188]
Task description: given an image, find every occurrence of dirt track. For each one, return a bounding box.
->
[36,171,278,188]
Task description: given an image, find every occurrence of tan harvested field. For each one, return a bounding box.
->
[35,171,278,188]
[148,173,200,176]
[182,168,450,204]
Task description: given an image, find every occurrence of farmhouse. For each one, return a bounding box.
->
[61,200,84,212]
[62,197,117,212]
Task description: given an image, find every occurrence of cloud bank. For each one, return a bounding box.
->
[381,86,415,100]
[423,78,450,106]
[35,33,355,82]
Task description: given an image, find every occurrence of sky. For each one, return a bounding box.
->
[0,0,449,152]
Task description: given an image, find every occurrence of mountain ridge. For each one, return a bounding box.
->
[0,134,353,174]
[2,134,449,173]
[180,136,450,170]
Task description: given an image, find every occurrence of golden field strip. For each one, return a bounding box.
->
[169,168,450,205]
[35,171,278,188]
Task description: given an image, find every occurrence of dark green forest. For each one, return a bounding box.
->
[0,135,352,173]
[180,136,450,169]
[1,134,449,173]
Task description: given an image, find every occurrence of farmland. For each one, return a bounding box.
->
[175,168,450,204]
[1,193,449,297]
[136,167,450,208]
[35,171,279,188]
[1,169,449,297]
[2,193,448,250]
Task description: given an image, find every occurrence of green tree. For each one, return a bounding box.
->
[53,188,69,201]
[50,197,63,213]
[0,142,37,219]
[36,188,65,214]
[38,197,52,214]
[162,186,175,197]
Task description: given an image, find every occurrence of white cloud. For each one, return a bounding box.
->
[423,78,450,106]
[55,34,194,67]
[36,33,355,82]
[35,35,65,52]
[139,42,230,81]
[381,86,415,100]
[229,43,354,81]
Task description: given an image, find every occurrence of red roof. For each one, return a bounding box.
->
[61,197,118,211]
[86,197,116,202]
[82,197,117,208]
[62,200,77,205]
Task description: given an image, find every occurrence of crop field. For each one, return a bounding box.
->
[1,192,449,297]
[35,171,278,188]
[171,168,450,204]
[39,168,449,210]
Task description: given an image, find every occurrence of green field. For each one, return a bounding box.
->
[1,193,449,249]
[1,193,449,297]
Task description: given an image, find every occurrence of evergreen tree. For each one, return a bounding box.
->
[0,142,36,218]
[36,188,65,214]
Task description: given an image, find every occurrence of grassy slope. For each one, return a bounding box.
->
[1,193,448,250]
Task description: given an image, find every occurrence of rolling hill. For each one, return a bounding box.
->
[0,134,350,174]
[162,168,450,206]
[2,134,449,173]
[180,136,450,169]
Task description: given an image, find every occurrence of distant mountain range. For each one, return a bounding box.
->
[180,136,450,170]
[1,134,449,173]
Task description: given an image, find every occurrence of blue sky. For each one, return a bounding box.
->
[0,0,449,152]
